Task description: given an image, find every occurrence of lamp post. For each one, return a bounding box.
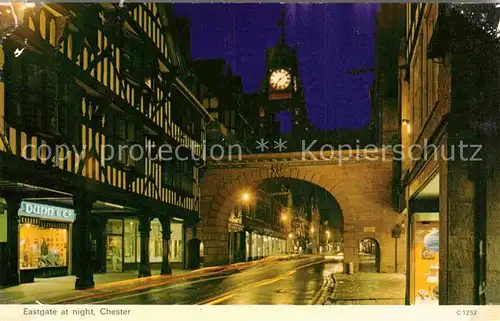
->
[392,224,402,273]
[326,230,331,252]
[309,225,315,253]
[237,191,252,263]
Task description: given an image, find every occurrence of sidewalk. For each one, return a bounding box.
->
[0,269,189,304]
[0,255,303,304]
[326,272,406,305]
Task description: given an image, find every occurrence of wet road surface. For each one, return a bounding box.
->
[68,258,339,305]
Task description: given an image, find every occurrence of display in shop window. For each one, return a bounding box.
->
[423,228,439,252]
[414,223,439,305]
[19,223,68,269]
[107,236,123,272]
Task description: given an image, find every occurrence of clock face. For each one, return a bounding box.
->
[269,69,292,90]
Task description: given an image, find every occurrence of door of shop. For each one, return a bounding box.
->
[106,235,123,272]
[106,219,124,272]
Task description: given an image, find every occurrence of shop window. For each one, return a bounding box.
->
[149,219,163,263]
[411,213,439,305]
[124,219,138,263]
[170,222,183,263]
[106,219,123,272]
[19,221,68,270]
[107,219,123,235]
[136,228,141,263]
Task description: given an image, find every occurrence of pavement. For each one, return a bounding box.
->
[325,272,406,305]
[0,255,406,305]
[0,254,309,304]
[0,269,188,304]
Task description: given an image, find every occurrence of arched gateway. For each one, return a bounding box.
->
[197,148,406,273]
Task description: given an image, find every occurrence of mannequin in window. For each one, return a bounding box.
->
[110,240,121,271]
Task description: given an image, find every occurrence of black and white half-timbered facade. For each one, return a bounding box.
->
[0,3,210,289]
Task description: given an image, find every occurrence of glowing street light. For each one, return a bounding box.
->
[288,233,293,239]
[326,230,331,239]
[281,214,287,221]
[310,226,315,233]
[241,192,250,202]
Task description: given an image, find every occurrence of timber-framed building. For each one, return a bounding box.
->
[0,3,210,289]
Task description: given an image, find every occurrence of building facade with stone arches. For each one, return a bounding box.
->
[198,149,407,273]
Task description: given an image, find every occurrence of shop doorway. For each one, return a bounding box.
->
[106,235,123,272]
[358,238,380,272]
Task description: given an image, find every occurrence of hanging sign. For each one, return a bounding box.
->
[18,201,76,223]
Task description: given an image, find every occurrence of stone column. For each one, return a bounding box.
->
[138,215,151,277]
[239,232,246,262]
[159,216,172,275]
[439,133,477,304]
[485,135,500,304]
[5,197,21,286]
[98,217,108,273]
[227,232,232,264]
[73,192,95,290]
[343,230,358,273]
[248,231,253,261]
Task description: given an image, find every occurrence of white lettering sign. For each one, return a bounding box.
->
[19,201,76,223]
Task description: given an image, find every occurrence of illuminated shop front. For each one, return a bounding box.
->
[246,231,286,261]
[18,201,75,281]
[409,212,439,305]
[105,217,185,271]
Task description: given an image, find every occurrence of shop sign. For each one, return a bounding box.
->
[19,201,76,223]
[0,198,6,243]
[363,227,376,233]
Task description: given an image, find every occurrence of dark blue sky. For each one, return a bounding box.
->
[173,4,379,131]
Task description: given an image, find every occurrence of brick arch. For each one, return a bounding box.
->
[208,168,351,228]
[199,157,403,272]
[199,166,355,266]
[358,237,382,273]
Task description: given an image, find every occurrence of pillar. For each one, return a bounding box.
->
[227,232,233,263]
[159,216,172,275]
[138,215,151,277]
[343,230,358,273]
[1,197,21,286]
[98,217,108,273]
[238,232,246,262]
[247,231,252,261]
[73,192,95,290]
[439,132,477,304]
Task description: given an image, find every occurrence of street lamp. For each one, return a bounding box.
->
[281,214,287,221]
[241,192,250,202]
[310,226,315,233]
[288,233,293,239]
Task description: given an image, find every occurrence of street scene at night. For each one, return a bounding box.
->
[0,2,500,309]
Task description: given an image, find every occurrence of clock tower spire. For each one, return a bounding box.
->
[278,9,286,44]
[252,8,313,150]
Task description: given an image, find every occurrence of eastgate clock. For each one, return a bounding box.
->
[269,69,291,90]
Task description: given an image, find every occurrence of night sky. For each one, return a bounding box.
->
[173,4,379,132]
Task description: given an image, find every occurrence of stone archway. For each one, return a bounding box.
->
[198,153,404,273]
[358,238,381,272]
